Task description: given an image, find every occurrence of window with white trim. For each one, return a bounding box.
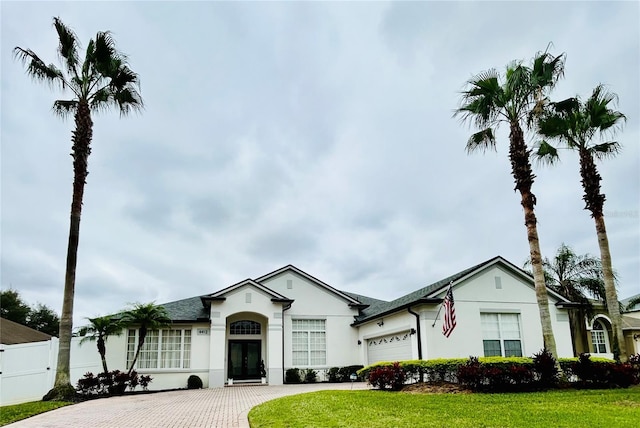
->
[481,313,523,357]
[292,319,326,366]
[126,328,191,369]
[591,319,609,354]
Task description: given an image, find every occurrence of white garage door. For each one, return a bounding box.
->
[366,330,412,364]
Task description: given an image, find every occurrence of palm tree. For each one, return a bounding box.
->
[526,243,607,356]
[121,303,172,375]
[14,18,142,398]
[455,49,565,359]
[535,84,628,361]
[78,315,123,374]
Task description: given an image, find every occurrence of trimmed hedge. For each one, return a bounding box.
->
[359,352,640,392]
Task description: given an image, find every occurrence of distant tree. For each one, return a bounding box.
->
[0,289,31,324]
[78,315,123,373]
[525,243,607,356]
[26,304,61,336]
[455,48,565,360]
[121,303,171,375]
[14,17,142,399]
[536,84,628,361]
[1,289,60,336]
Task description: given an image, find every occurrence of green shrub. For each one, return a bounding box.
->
[303,368,317,383]
[187,375,203,389]
[285,368,301,384]
[328,367,340,382]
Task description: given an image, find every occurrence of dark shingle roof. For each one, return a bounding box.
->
[159,296,210,322]
[0,317,52,344]
[350,256,542,324]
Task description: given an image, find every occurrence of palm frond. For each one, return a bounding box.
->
[92,31,120,76]
[465,128,496,153]
[53,17,80,76]
[590,142,621,160]
[551,97,579,114]
[13,47,66,89]
[531,51,565,90]
[53,100,78,118]
[455,71,503,128]
[533,140,560,165]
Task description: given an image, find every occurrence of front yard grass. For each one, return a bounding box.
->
[248,386,640,427]
[0,401,72,426]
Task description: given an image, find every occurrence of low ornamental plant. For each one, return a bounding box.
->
[304,368,318,383]
[368,362,405,391]
[532,348,559,388]
[187,375,204,389]
[285,368,302,384]
[76,370,153,396]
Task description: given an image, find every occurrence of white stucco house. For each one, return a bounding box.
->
[74,256,578,389]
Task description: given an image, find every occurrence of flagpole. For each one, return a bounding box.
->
[431,281,453,327]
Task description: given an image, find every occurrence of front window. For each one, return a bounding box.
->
[591,319,609,354]
[292,319,326,366]
[127,328,192,369]
[481,313,523,357]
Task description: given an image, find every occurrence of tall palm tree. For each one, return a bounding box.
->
[455,49,565,359]
[535,84,628,361]
[526,243,607,356]
[121,303,172,375]
[14,18,142,397]
[78,315,123,373]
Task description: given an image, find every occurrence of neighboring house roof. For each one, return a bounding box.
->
[352,256,572,325]
[622,314,640,331]
[621,293,640,312]
[0,317,52,345]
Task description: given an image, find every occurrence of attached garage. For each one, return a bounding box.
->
[366,330,413,364]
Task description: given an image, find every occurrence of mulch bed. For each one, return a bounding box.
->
[401,381,472,394]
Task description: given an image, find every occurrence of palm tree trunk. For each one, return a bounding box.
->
[54,100,93,390]
[509,122,559,359]
[594,214,627,361]
[578,147,627,361]
[97,337,108,373]
[128,327,147,375]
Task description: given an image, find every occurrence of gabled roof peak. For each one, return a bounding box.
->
[255,264,363,306]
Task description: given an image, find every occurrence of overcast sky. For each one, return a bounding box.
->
[2,1,639,327]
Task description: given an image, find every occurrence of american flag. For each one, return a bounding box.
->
[442,283,457,337]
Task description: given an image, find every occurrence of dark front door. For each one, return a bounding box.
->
[228,340,261,380]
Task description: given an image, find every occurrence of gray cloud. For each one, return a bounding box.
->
[2,1,638,327]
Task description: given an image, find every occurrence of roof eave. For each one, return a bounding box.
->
[271,298,295,304]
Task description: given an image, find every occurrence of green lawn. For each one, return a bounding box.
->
[0,401,72,426]
[248,386,640,427]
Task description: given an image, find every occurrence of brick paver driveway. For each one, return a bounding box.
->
[6,383,370,428]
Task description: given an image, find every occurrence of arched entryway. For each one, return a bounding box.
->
[226,312,267,381]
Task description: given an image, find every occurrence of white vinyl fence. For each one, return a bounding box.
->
[1,337,102,406]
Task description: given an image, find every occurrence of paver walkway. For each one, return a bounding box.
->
[6,383,370,428]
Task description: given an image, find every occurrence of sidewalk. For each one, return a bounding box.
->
[6,383,370,428]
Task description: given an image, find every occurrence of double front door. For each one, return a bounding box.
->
[228,340,261,380]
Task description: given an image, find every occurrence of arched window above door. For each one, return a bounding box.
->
[230,320,261,335]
